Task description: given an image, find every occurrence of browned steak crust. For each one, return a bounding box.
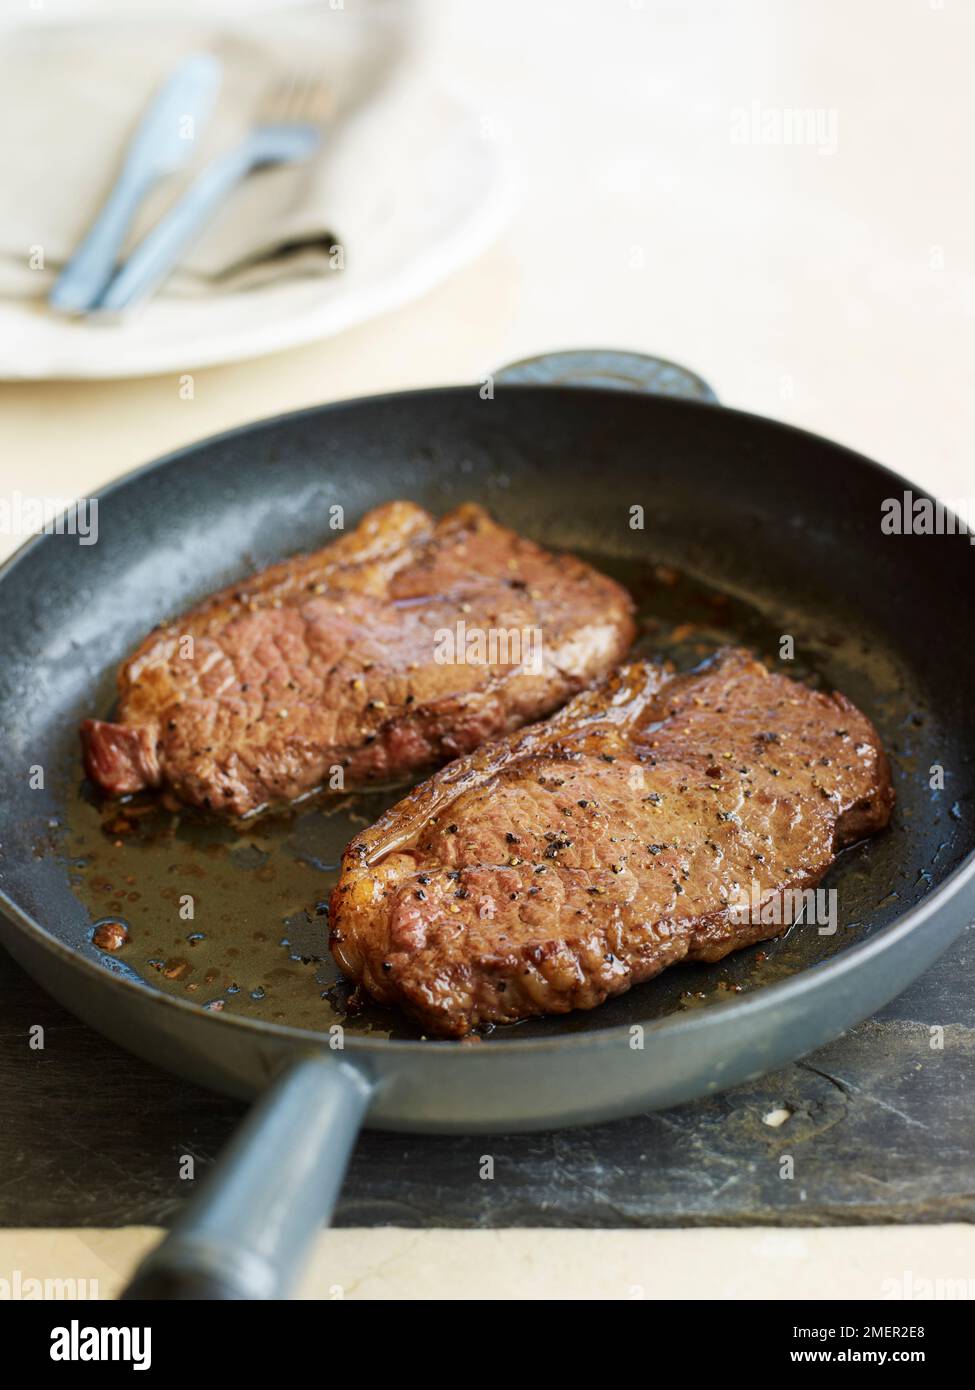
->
[329,648,895,1037]
[80,502,635,817]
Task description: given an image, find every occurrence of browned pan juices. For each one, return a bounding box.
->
[66,785,407,1036]
[62,555,930,1040]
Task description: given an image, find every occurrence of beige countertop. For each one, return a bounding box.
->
[0,0,972,1298]
[2,1226,974,1301]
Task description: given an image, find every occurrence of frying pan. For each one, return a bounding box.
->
[1,349,972,1300]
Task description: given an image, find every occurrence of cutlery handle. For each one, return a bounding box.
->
[49,169,159,315]
[98,143,255,314]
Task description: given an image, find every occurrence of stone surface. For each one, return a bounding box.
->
[2,926,972,1229]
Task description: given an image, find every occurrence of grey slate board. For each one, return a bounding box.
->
[1,928,973,1229]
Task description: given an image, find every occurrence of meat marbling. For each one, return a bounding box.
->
[80,501,635,817]
[329,648,895,1037]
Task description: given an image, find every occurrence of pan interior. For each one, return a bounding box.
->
[1,387,972,1044]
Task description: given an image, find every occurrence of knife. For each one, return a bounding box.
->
[49,53,222,316]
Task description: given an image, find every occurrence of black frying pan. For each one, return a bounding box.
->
[1,350,972,1299]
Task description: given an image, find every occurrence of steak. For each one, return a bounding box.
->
[81,501,635,817]
[329,647,895,1037]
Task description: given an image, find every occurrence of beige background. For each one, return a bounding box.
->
[2,1226,974,1300]
[2,0,973,528]
[0,0,973,1297]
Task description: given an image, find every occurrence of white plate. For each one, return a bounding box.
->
[1,90,509,381]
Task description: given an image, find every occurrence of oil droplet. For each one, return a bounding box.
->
[90,917,131,952]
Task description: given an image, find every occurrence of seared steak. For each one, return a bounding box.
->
[81,502,635,817]
[330,648,894,1037]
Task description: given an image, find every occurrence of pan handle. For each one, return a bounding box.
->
[494,348,718,402]
[121,1054,374,1300]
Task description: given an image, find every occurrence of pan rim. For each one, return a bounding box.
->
[0,379,960,574]
[1,382,972,1057]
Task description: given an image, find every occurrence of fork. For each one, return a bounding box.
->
[97,74,334,315]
